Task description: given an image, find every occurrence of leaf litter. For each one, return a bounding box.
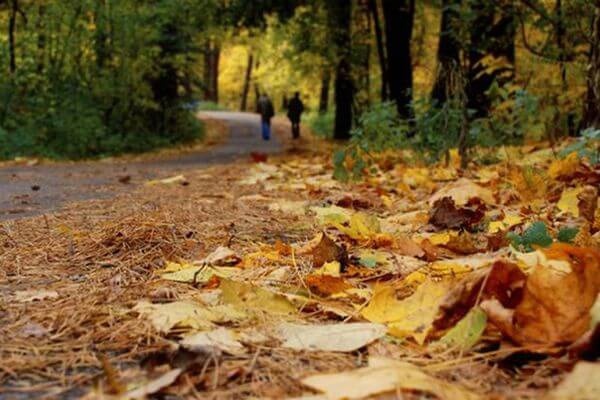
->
[0,146,599,399]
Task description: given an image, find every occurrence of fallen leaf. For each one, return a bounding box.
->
[276,322,386,352]
[301,357,481,400]
[393,235,425,257]
[548,362,600,400]
[429,197,486,230]
[14,289,59,302]
[268,200,308,216]
[203,246,241,266]
[481,244,600,347]
[429,178,495,206]
[488,213,523,233]
[557,187,585,217]
[180,327,246,355]
[436,307,487,351]
[549,151,580,180]
[122,368,182,399]
[442,231,488,255]
[219,279,296,315]
[133,301,245,333]
[362,278,453,344]
[160,263,235,283]
[145,175,187,186]
[577,185,598,223]
[311,233,347,269]
[306,274,351,297]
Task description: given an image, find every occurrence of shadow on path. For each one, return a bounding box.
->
[0,112,282,221]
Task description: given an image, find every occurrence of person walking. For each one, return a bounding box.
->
[257,93,275,141]
[287,91,304,139]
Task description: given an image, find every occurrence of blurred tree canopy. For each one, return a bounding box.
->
[1,0,599,160]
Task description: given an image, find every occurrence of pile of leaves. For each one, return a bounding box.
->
[1,144,599,399]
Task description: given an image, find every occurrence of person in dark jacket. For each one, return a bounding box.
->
[257,94,275,141]
[287,92,304,139]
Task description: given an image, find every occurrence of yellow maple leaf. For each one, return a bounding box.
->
[548,152,579,180]
[557,187,584,217]
[362,278,453,345]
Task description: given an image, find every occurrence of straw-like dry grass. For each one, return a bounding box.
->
[0,149,577,399]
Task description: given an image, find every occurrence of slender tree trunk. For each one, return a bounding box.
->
[319,69,331,114]
[431,0,462,104]
[203,41,220,103]
[368,0,388,100]
[36,5,46,73]
[355,0,372,113]
[467,0,515,119]
[240,52,254,111]
[94,1,109,69]
[328,0,353,140]
[382,0,415,120]
[583,3,600,129]
[211,45,220,103]
[8,0,18,74]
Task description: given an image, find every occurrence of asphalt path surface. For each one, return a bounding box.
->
[0,112,282,220]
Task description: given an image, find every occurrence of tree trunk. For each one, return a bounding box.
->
[203,41,220,103]
[467,0,515,119]
[240,52,254,111]
[328,0,353,140]
[319,69,331,114]
[382,0,415,120]
[583,4,600,129]
[354,0,372,113]
[8,0,18,74]
[211,45,220,103]
[36,5,46,73]
[431,0,462,104]
[368,0,388,100]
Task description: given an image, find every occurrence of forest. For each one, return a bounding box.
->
[1,1,600,399]
[1,0,599,161]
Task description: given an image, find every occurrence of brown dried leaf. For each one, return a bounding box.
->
[481,244,600,347]
[306,274,352,297]
[311,233,348,269]
[394,235,425,258]
[429,197,485,230]
[577,185,598,224]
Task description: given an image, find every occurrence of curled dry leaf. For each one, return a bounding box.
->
[481,244,600,347]
[310,233,348,269]
[429,177,495,206]
[429,197,486,231]
[203,246,241,266]
[577,185,598,223]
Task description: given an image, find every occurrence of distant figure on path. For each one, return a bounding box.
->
[257,94,275,141]
[287,92,304,139]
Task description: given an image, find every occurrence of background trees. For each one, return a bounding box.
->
[0,0,598,160]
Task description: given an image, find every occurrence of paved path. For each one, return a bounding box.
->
[0,112,282,220]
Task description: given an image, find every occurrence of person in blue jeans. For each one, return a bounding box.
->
[257,94,275,140]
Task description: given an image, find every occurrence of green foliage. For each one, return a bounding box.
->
[557,227,579,244]
[197,101,229,111]
[559,128,600,165]
[0,0,209,160]
[508,221,553,252]
[472,86,546,146]
[306,111,335,139]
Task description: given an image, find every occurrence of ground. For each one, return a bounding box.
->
[0,112,282,220]
[0,115,599,400]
